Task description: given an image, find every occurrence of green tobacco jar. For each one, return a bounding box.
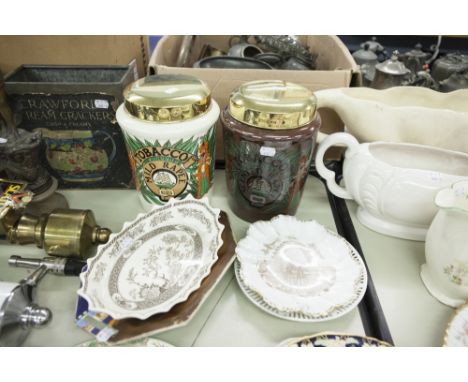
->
[222,80,320,222]
[116,75,220,210]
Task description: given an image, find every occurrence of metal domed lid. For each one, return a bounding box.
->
[123,74,212,122]
[228,80,317,130]
[404,43,428,59]
[361,37,384,53]
[375,51,411,76]
[352,43,378,65]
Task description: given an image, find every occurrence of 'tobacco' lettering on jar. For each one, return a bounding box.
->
[116,74,220,210]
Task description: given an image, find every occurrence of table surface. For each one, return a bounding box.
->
[0,170,455,346]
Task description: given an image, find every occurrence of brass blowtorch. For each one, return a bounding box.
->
[1,207,111,258]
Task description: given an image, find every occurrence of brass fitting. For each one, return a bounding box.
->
[6,208,111,258]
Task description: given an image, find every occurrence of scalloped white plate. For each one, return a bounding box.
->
[236,215,367,322]
[235,260,323,322]
[78,197,223,320]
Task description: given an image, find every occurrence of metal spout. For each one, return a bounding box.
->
[22,264,49,287]
[93,226,111,244]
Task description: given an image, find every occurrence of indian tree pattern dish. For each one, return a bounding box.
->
[236,215,367,322]
[78,197,223,320]
[278,332,391,347]
[444,302,468,346]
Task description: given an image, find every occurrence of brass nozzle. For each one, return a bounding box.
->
[93,227,112,244]
[6,208,111,258]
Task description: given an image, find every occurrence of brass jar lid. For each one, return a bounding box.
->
[229,80,317,129]
[123,74,212,122]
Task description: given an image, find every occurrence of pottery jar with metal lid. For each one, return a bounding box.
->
[222,80,320,222]
[116,74,220,210]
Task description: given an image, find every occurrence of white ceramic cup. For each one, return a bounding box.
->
[315,132,468,240]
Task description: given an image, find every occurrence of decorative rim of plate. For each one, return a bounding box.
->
[78,196,224,320]
[76,336,174,347]
[277,332,392,347]
[443,301,468,347]
[235,216,367,322]
[235,259,328,322]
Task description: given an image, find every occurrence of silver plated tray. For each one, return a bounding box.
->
[78,197,223,320]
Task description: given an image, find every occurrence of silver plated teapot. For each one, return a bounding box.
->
[401,43,430,74]
[353,43,379,84]
[370,51,412,89]
[439,68,468,92]
[432,53,468,82]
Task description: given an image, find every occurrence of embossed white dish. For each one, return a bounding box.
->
[235,260,324,322]
[78,197,223,320]
[316,132,468,241]
[236,215,367,321]
[443,302,468,347]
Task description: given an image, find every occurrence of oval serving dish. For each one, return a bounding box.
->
[78,197,223,320]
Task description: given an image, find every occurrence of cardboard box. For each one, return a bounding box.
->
[0,36,149,78]
[149,35,359,160]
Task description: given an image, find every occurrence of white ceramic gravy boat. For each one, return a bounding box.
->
[315,132,468,240]
[315,87,468,154]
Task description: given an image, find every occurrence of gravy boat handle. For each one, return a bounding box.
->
[315,132,358,199]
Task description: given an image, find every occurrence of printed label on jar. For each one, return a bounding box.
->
[238,172,285,207]
[260,146,276,157]
[124,126,215,205]
[224,135,313,218]
[235,141,290,208]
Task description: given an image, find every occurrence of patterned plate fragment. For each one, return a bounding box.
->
[444,302,468,346]
[278,332,391,347]
[77,336,173,347]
